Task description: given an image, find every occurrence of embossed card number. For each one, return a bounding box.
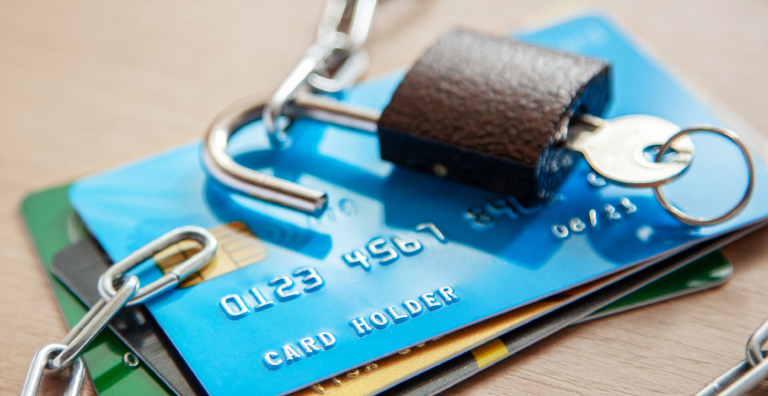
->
[551,197,638,239]
[342,223,446,271]
[219,267,325,320]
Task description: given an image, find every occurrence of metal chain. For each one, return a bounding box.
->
[20,226,217,396]
[263,0,377,147]
[20,4,376,389]
[695,316,768,395]
[51,276,139,370]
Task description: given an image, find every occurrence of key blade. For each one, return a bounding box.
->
[567,115,695,187]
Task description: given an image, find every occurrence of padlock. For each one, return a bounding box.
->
[375,29,612,206]
[203,29,752,226]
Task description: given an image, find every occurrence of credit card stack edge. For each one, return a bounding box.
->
[22,185,748,396]
[19,11,768,396]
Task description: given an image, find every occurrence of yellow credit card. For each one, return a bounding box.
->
[291,270,629,396]
[154,222,267,287]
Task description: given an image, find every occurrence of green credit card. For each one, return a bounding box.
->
[583,251,732,322]
[20,184,172,396]
[18,184,732,396]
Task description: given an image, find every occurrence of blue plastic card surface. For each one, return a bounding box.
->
[70,14,768,396]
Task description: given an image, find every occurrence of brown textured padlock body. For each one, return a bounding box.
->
[377,29,610,205]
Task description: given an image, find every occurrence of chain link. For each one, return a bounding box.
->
[49,276,139,370]
[263,0,377,147]
[98,225,216,306]
[20,344,85,396]
[20,226,217,395]
[695,316,768,395]
[21,6,374,388]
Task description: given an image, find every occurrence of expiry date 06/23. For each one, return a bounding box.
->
[551,197,637,239]
[465,195,638,239]
[464,172,639,239]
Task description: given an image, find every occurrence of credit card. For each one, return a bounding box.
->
[53,220,732,396]
[50,235,207,396]
[19,184,173,396]
[292,251,732,396]
[153,221,268,288]
[68,13,768,396]
[581,249,731,322]
[381,223,761,396]
[294,249,733,396]
[47,221,266,396]
[26,182,747,396]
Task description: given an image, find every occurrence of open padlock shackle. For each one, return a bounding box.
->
[205,0,379,215]
[203,92,379,216]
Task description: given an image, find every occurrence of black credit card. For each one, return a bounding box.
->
[51,236,207,396]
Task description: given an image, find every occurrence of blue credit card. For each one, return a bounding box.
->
[70,14,768,396]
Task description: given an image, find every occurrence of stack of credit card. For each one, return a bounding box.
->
[18,13,768,396]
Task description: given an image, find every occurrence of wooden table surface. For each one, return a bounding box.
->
[2,1,768,395]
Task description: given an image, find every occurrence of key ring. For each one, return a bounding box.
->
[653,125,754,227]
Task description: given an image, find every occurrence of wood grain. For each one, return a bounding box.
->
[1,1,767,395]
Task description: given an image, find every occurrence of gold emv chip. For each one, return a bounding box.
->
[154,222,267,287]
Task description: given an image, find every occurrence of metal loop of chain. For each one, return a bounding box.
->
[654,125,754,227]
[20,344,85,396]
[21,226,217,395]
[746,318,768,367]
[695,317,768,395]
[19,278,137,395]
[50,276,139,370]
[98,225,217,306]
[263,0,377,148]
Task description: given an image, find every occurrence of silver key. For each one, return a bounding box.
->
[567,114,694,187]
